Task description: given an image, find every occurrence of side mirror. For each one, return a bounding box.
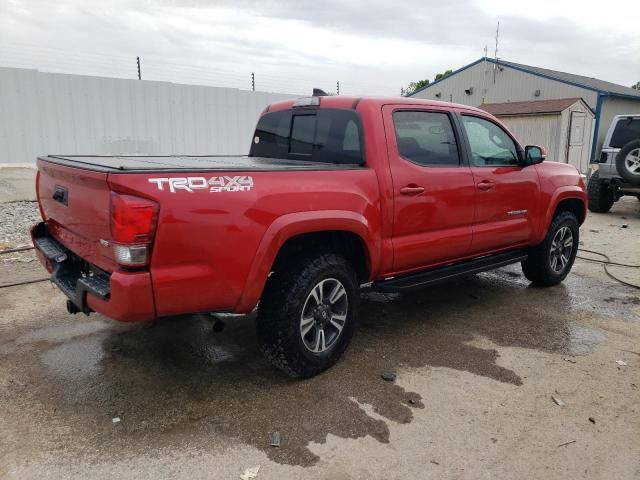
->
[524,145,546,165]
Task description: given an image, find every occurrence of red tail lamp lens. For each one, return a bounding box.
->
[110,193,158,244]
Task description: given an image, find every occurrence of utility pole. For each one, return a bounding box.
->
[494,21,500,60]
[482,45,488,104]
[251,72,255,91]
[336,81,340,96]
[493,21,500,84]
[137,56,142,80]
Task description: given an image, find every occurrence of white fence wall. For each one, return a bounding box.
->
[0,67,295,164]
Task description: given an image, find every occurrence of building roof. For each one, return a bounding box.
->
[410,58,640,99]
[478,98,587,116]
[496,59,640,98]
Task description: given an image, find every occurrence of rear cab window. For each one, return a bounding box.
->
[250,108,364,164]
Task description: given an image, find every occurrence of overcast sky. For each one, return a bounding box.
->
[1,0,639,96]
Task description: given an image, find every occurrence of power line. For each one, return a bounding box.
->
[0,43,400,96]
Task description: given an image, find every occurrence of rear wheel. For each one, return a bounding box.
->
[587,171,614,213]
[257,253,359,378]
[522,211,579,286]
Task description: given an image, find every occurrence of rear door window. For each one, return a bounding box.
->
[393,111,460,166]
[610,117,640,148]
[251,108,364,164]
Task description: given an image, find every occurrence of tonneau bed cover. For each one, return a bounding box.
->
[38,155,364,173]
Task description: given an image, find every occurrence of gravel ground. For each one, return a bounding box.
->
[0,201,40,250]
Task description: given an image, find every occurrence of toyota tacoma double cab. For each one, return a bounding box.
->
[31,94,587,378]
[588,114,640,212]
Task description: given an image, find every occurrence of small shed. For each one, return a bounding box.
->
[479,98,594,173]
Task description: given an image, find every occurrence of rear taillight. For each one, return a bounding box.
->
[109,192,158,266]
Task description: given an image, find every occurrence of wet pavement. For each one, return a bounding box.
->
[1,263,639,471]
[1,198,639,479]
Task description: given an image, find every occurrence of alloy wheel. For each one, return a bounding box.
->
[549,226,573,273]
[300,278,348,353]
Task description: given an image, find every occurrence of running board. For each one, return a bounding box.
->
[373,250,528,293]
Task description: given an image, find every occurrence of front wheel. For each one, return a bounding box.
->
[257,253,359,378]
[521,211,579,286]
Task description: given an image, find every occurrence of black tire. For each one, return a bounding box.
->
[587,171,614,213]
[521,211,579,286]
[257,253,359,378]
[616,140,640,185]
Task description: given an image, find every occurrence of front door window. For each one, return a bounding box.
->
[461,116,519,166]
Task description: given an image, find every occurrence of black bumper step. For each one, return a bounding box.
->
[32,222,111,313]
[373,250,527,293]
[34,236,68,263]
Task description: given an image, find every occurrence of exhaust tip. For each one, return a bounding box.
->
[212,319,225,333]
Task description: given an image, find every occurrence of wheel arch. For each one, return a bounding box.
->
[554,197,586,225]
[235,210,379,313]
[535,188,587,244]
[271,230,370,282]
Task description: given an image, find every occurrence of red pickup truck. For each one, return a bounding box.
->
[32,94,587,377]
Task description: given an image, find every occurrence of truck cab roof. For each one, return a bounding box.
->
[265,95,487,114]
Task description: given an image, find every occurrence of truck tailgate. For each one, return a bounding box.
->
[37,159,116,272]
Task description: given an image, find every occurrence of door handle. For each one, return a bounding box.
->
[400,185,425,195]
[476,180,495,191]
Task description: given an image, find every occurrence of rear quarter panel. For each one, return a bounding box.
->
[108,169,381,316]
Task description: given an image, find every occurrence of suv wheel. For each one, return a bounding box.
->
[587,171,614,213]
[521,211,579,286]
[257,253,359,378]
[616,140,640,185]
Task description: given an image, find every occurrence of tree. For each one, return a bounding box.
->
[434,69,453,81]
[402,79,429,96]
[632,81,640,90]
[401,68,454,96]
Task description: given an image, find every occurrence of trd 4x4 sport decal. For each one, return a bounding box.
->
[148,176,254,193]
